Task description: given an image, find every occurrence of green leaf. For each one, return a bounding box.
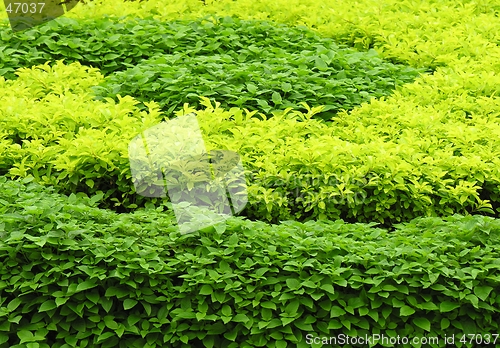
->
[39,300,57,312]
[441,318,450,330]
[256,99,270,110]
[348,297,364,309]
[268,318,282,329]
[224,328,238,341]
[97,331,115,343]
[382,284,398,291]
[76,280,96,292]
[232,314,249,323]
[439,301,459,313]
[419,302,438,310]
[203,335,215,348]
[104,53,120,60]
[200,285,213,295]
[285,300,300,316]
[270,332,284,341]
[7,298,22,312]
[17,330,34,343]
[272,92,282,105]
[333,277,348,287]
[221,305,232,317]
[294,319,313,331]
[127,314,141,327]
[276,340,287,348]
[101,297,113,313]
[281,82,292,93]
[142,302,151,316]
[261,301,276,309]
[315,57,328,70]
[104,316,119,330]
[227,233,239,246]
[330,306,346,317]
[320,284,335,294]
[123,299,138,310]
[8,315,22,324]
[466,294,479,308]
[336,70,347,79]
[86,292,99,304]
[400,305,415,316]
[367,310,379,322]
[412,317,431,332]
[286,279,300,290]
[358,307,369,316]
[105,287,128,298]
[246,83,258,94]
[474,286,493,301]
[0,333,8,345]
[55,297,69,307]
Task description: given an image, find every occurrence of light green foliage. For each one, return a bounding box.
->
[1,61,499,225]
[0,61,163,210]
[187,97,499,226]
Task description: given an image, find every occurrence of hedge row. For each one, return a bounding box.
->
[1,176,499,347]
[2,61,500,227]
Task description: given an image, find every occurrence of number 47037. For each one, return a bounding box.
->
[460,334,499,345]
[5,2,46,14]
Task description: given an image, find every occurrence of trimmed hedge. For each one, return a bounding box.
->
[1,176,499,347]
[1,61,500,227]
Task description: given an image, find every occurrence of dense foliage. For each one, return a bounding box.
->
[0,16,423,119]
[1,177,499,347]
[1,60,498,228]
[1,0,500,346]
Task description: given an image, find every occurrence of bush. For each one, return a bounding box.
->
[0,16,423,119]
[0,176,499,347]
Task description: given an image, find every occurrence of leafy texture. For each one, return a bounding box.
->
[0,16,423,120]
[0,176,499,347]
[2,63,500,227]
